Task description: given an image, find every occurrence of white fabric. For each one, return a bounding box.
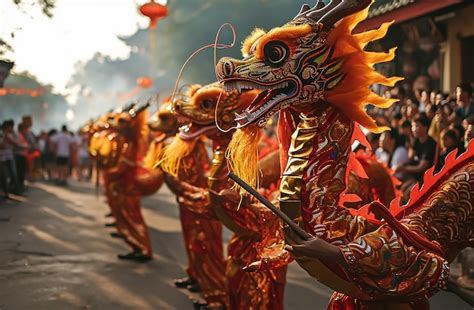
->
[390,146,409,169]
[76,135,89,159]
[375,147,389,165]
[51,132,74,157]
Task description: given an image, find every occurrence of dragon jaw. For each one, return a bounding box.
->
[172,83,261,139]
[225,78,300,128]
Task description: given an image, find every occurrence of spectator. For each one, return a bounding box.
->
[21,116,39,182]
[436,129,463,172]
[0,129,9,199]
[2,120,22,194]
[42,129,57,180]
[463,115,474,147]
[449,123,466,150]
[396,115,438,201]
[379,128,409,180]
[452,83,474,123]
[50,125,74,185]
[405,98,420,119]
[399,120,413,146]
[14,123,29,191]
[419,89,431,113]
[390,113,403,129]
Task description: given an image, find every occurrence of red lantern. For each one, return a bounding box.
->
[139,1,168,29]
[137,76,153,89]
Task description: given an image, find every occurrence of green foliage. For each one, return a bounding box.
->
[13,0,56,17]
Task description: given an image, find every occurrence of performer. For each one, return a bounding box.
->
[152,100,228,309]
[86,109,125,228]
[160,84,290,310]
[105,104,154,261]
[217,1,473,308]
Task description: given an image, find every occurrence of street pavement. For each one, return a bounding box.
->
[0,181,471,310]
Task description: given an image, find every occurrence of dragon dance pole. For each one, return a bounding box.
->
[228,172,312,240]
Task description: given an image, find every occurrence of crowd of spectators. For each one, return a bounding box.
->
[0,116,92,200]
[367,82,474,202]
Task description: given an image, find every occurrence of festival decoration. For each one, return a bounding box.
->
[136,76,153,89]
[117,76,154,102]
[138,0,168,71]
[139,0,168,29]
[0,87,44,97]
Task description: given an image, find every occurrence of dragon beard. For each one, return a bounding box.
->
[226,125,262,195]
[157,137,197,177]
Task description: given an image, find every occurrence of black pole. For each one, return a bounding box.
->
[228,172,312,240]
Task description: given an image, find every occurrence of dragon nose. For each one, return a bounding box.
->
[217,58,235,79]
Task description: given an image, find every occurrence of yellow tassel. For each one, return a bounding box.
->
[226,126,262,195]
[156,136,196,177]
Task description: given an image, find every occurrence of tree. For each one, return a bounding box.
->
[12,0,56,18]
[1,1,56,55]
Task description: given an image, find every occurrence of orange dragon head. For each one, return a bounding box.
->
[216,0,401,133]
[172,83,260,140]
[148,99,180,137]
[158,83,260,177]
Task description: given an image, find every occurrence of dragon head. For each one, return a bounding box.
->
[148,99,180,137]
[216,0,401,133]
[116,103,150,136]
[172,83,260,140]
[158,83,260,177]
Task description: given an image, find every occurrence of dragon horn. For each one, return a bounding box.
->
[294,1,323,19]
[296,0,371,31]
[296,4,311,16]
[317,0,371,29]
[133,102,151,115]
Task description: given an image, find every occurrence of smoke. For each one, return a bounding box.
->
[0,71,69,132]
[66,0,310,128]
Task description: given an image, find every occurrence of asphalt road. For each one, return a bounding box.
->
[0,181,470,309]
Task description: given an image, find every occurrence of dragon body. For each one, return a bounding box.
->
[86,110,128,235]
[102,105,154,258]
[217,1,474,308]
[161,84,289,310]
[151,101,227,308]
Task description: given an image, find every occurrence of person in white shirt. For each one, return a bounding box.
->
[379,128,409,181]
[50,125,74,185]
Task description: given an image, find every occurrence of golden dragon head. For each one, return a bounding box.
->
[172,83,260,140]
[148,99,180,137]
[158,83,259,177]
[216,0,401,133]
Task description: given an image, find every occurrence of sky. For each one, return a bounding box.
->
[0,0,167,93]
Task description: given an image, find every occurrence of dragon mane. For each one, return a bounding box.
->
[325,4,403,133]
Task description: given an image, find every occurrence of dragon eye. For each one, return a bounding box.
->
[263,41,289,67]
[201,99,214,110]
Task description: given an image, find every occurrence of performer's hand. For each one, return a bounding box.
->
[242,261,261,272]
[218,189,242,204]
[284,229,344,263]
[185,189,209,203]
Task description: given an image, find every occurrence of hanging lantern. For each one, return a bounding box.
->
[137,76,153,89]
[139,0,168,29]
[138,1,168,73]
